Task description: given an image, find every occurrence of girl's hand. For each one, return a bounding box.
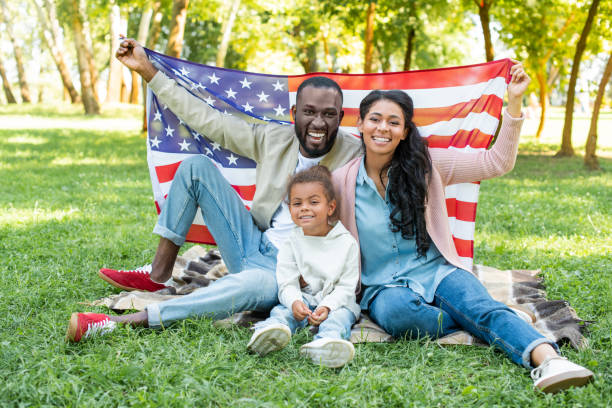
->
[308,306,329,326]
[507,60,531,118]
[292,300,312,321]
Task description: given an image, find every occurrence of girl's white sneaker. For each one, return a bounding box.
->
[300,338,355,368]
[247,324,291,356]
[531,356,594,393]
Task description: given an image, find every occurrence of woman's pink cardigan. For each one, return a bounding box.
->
[331,110,524,287]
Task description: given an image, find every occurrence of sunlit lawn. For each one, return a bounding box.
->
[0,103,610,406]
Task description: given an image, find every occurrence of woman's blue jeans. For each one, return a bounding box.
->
[368,268,558,368]
[146,156,279,328]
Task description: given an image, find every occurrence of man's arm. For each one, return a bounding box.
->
[116,38,269,161]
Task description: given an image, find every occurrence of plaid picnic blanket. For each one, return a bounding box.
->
[90,246,590,349]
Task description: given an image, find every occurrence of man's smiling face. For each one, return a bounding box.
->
[292,86,344,158]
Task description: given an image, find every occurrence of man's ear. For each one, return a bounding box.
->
[338,109,344,125]
[291,105,296,122]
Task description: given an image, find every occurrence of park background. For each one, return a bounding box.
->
[0,0,611,406]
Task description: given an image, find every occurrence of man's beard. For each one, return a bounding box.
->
[294,125,339,158]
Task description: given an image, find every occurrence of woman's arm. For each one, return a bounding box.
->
[429,62,530,186]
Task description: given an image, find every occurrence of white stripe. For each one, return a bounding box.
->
[449,219,475,241]
[458,256,473,270]
[418,111,499,137]
[289,76,507,109]
[444,183,480,203]
[158,180,253,207]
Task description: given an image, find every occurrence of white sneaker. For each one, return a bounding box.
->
[300,338,355,368]
[531,356,594,393]
[247,324,291,356]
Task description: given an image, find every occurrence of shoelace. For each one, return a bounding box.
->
[124,264,152,275]
[84,319,116,338]
[530,356,567,380]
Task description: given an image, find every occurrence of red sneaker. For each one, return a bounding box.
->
[98,266,169,292]
[66,313,117,342]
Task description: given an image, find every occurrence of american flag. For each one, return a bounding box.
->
[145,48,512,269]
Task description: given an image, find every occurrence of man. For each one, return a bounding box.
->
[66,39,363,346]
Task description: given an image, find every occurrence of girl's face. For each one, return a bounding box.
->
[358,99,408,160]
[289,181,336,237]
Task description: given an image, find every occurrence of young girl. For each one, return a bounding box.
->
[331,62,594,393]
[247,165,360,368]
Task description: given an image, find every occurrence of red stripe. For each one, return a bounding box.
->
[341,94,503,128]
[446,199,478,222]
[232,184,256,201]
[288,59,512,91]
[453,236,474,258]
[185,224,216,245]
[427,129,494,149]
[156,161,182,184]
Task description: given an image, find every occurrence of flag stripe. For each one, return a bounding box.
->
[446,199,478,222]
[453,236,474,258]
[287,59,512,91]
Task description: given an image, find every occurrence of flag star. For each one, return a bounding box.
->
[153,111,162,121]
[205,147,213,156]
[211,142,221,151]
[178,139,191,151]
[257,91,269,102]
[227,154,238,166]
[262,115,271,121]
[179,118,185,126]
[274,104,286,117]
[172,69,181,76]
[149,136,161,148]
[165,125,175,137]
[190,82,198,90]
[240,77,252,89]
[196,82,204,90]
[192,131,201,140]
[180,66,190,76]
[225,88,237,99]
[162,104,168,110]
[204,96,215,106]
[242,102,254,112]
[272,80,284,91]
[223,110,232,116]
[208,73,220,84]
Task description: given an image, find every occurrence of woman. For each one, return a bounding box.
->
[332,62,593,393]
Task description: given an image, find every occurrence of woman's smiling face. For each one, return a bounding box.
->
[358,99,408,160]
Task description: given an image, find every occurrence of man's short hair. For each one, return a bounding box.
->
[296,76,343,104]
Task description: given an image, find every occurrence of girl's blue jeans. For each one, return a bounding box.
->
[146,156,279,328]
[368,268,559,368]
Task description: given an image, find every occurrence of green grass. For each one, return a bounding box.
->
[0,104,610,407]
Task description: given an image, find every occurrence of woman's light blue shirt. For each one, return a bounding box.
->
[355,160,456,310]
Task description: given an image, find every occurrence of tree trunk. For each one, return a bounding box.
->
[557,0,600,157]
[0,56,16,103]
[165,0,189,58]
[77,0,99,103]
[143,1,163,131]
[403,28,415,71]
[0,0,31,102]
[584,51,612,170]
[34,0,80,103]
[535,68,548,140]
[130,6,152,104]
[474,0,495,62]
[71,0,100,115]
[364,2,376,73]
[321,26,333,72]
[106,2,123,103]
[298,43,318,73]
[216,0,240,67]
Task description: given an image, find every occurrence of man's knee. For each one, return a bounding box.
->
[176,155,217,180]
[220,268,278,300]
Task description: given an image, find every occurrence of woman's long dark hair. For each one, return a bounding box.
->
[359,90,432,257]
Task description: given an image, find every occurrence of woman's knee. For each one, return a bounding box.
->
[370,288,425,337]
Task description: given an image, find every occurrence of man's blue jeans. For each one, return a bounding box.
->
[147,156,279,328]
[255,299,356,341]
[368,268,559,368]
